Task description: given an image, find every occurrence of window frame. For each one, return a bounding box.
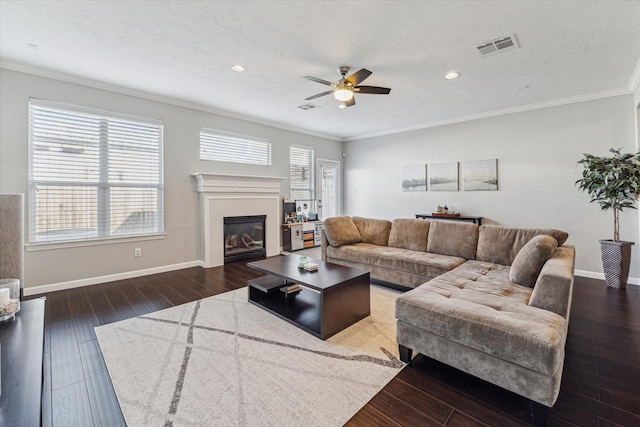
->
[27,99,165,246]
[290,144,316,210]
[200,128,272,166]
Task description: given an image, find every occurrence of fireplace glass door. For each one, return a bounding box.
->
[223,215,266,263]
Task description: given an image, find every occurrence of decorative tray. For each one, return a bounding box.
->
[431,212,461,217]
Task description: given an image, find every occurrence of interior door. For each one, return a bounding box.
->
[316,158,341,220]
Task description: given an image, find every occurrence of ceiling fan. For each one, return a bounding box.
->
[303,66,391,109]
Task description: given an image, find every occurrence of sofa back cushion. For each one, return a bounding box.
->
[426,221,479,259]
[509,235,558,287]
[323,216,361,247]
[477,225,569,266]
[352,217,392,246]
[388,218,430,251]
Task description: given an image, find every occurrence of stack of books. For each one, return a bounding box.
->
[303,262,318,272]
[280,284,302,294]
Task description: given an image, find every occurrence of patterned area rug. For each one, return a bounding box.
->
[95,285,404,426]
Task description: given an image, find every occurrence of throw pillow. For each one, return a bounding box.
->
[509,234,558,287]
[323,217,362,247]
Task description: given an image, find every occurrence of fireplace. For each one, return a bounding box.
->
[193,173,284,267]
[224,215,266,263]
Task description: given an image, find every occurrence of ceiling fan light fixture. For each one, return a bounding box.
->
[334,87,354,101]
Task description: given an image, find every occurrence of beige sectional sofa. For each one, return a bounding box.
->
[320,216,575,414]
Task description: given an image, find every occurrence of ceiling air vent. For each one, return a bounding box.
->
[297,103,320,111]
[476,34,519,57]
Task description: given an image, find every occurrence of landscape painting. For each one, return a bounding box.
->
[463,159,498,191]
[428,162,458,191]
[401,164,427,191]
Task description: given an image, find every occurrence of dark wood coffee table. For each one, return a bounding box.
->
[247,256,370,339]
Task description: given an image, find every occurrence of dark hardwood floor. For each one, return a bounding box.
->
[25,261,640,426]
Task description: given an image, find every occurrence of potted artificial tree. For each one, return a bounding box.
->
[576,148,640,289]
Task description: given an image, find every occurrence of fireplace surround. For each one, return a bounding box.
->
[192,173,285,267]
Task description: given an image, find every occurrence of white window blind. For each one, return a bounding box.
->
[290,145,315,209]
[28,99,164,243]
[200,128,271,165]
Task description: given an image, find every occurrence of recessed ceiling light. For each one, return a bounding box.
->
[444,71,461,80]
[231,64,246,73]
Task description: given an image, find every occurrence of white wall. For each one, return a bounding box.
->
[0,69,343,290]
[344,95,640,281]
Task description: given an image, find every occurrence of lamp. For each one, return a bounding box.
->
[334,86,354,102]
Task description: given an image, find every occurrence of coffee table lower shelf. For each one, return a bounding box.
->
[248,274,369,340]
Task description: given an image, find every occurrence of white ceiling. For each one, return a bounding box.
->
[1,1,639,141]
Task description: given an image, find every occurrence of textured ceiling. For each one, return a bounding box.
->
[1,1,639,141]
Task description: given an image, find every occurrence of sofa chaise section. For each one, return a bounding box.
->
[396,228,575,411]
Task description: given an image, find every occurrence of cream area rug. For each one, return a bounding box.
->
[95,285,404,426]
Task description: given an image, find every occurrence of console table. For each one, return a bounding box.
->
[0,297,46,426]
[416,214,483,225]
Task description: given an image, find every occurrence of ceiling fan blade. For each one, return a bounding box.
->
[345,68,372,86]
[303,75,335,86]
[354,86,391,95]
[305,90,334,101]
[345,97,356,107]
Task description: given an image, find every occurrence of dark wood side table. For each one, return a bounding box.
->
[0,297,46,427]
[416,214,483,225]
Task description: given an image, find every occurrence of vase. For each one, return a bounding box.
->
[599,240,635,289]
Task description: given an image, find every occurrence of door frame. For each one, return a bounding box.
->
[316,158,341,220]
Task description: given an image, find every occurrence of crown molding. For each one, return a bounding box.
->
[2,60,633,144]
[0,61,343,142]
[346,87,633,141]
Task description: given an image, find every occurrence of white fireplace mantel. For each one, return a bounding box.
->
[192,173,286,267]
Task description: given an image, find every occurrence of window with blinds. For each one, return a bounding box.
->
[290,145,315,210]
[200,128,271,165]
[28,100,164,243]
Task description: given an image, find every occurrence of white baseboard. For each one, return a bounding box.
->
[22,260,205,296]
[575,269,640,286]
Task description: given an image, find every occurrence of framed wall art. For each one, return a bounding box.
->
[462,159,498,191]
[401,164,427,191]
[428,162,458,191]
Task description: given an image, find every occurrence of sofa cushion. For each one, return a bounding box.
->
[395,261,568,375]
[327,243,465,279]
[352,217,392,246]
[476,225,569,266]
[426,221,479,260]
[509,235,558,287]
[388,218,430,252]
[323,216,361,247]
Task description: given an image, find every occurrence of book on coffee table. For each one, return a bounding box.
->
[303,262,318,271]
[280,284,302,294]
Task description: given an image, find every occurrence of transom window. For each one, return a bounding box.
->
[28,99,164,243]
[200,128,272,166]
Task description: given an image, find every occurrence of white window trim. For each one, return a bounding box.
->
[28,98,165,246]
[25,232,167,252]
[200,127,272,166]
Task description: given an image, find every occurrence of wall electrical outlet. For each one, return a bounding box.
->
[134,248,142,257]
